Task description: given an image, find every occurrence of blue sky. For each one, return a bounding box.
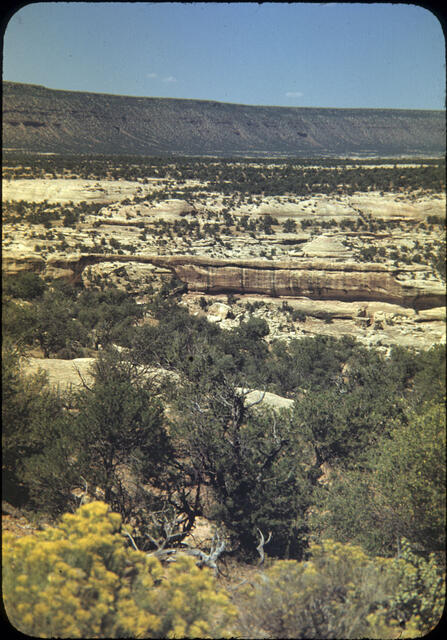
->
[2,2,445,109]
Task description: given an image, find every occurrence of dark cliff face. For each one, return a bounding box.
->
[3,82,445,157]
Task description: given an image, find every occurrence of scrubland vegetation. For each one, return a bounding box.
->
[2,268,445,637]
[2,151,446,637]
[3,153,445,270]
[3,153,445,196]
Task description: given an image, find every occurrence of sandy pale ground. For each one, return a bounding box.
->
[2,178,159,204]
[3,176,445,352]
[23,356,296,411]
[24,357,96,390]
[3,177,445,220]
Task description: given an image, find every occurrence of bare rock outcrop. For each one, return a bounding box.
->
[3,252,445,311]
[2,254,46,276]
[301,234,351,258]
[162,256,444,310]
[24,357,96,390]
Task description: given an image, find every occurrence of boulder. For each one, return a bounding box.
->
[207,302,232,321]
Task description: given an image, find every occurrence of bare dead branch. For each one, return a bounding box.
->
[123,530,139,551]
[144,527,227,576]
[214,389,234,409]
[256,528,272,565]
[245,389,266,410]
[181,529,226,575]
[271,414,279,443]
[73,365,93,392]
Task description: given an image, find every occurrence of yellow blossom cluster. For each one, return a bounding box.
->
[2,501,236,638]
[236,539,436,638]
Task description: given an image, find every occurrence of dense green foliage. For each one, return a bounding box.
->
[3,152,445,195]
[2,278,144,357]
[20,351,172,523]
[171,380,311,560]
[2,271,47,300]
[314,399,446,558]
[2,340,64,505]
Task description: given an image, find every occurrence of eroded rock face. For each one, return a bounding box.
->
[174,259,405,302]
[301,235,351,258]
[2,254,46,275]
[3,252,445,311]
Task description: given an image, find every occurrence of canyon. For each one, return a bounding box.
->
[2,89,445,355]
[3,165,445,354]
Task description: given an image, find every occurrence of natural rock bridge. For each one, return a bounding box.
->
[3,252,445,311]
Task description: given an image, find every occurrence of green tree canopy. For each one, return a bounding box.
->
[314,400,446,558]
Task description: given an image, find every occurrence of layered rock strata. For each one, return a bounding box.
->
[3,252,445,311]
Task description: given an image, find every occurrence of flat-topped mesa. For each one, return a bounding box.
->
[3,253,445,311]
[3,82,445,156]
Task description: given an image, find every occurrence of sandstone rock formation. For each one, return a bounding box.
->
[3,252,445,311]
[301,234,351,258]
[24,357,96,390]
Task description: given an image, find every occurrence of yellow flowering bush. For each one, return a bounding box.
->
[2,501,236,638]
[389,538,445,634]
[236,539,425,639]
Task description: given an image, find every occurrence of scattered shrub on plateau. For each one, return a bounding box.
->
[2,501,236,638]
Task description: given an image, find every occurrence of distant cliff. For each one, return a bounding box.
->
[3,82,445,157]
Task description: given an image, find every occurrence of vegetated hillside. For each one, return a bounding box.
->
[3,81,445,157]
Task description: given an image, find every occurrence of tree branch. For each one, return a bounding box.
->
[256,528,272,565]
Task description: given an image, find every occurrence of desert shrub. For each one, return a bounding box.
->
[321,311,333,324]
[291,309,306,322]
[3,501,236,638]
[172,379,312,560]
[33,290,88,357]
[313,400,445,557]
[282,218,297,233]
[2,271,47,300]
[2,279,147,356]
[198,296,209,310]
[62,208,80,227]
[2,340,65,505]
[2,298,39,347]
[389,538,445,633]
[235,539,430,639]
[410,344,446,406]
[359,245,378,261]
[277,334,359,394]
[370,401,446,555]
[21,349,172,520]
[74,286,145,348]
